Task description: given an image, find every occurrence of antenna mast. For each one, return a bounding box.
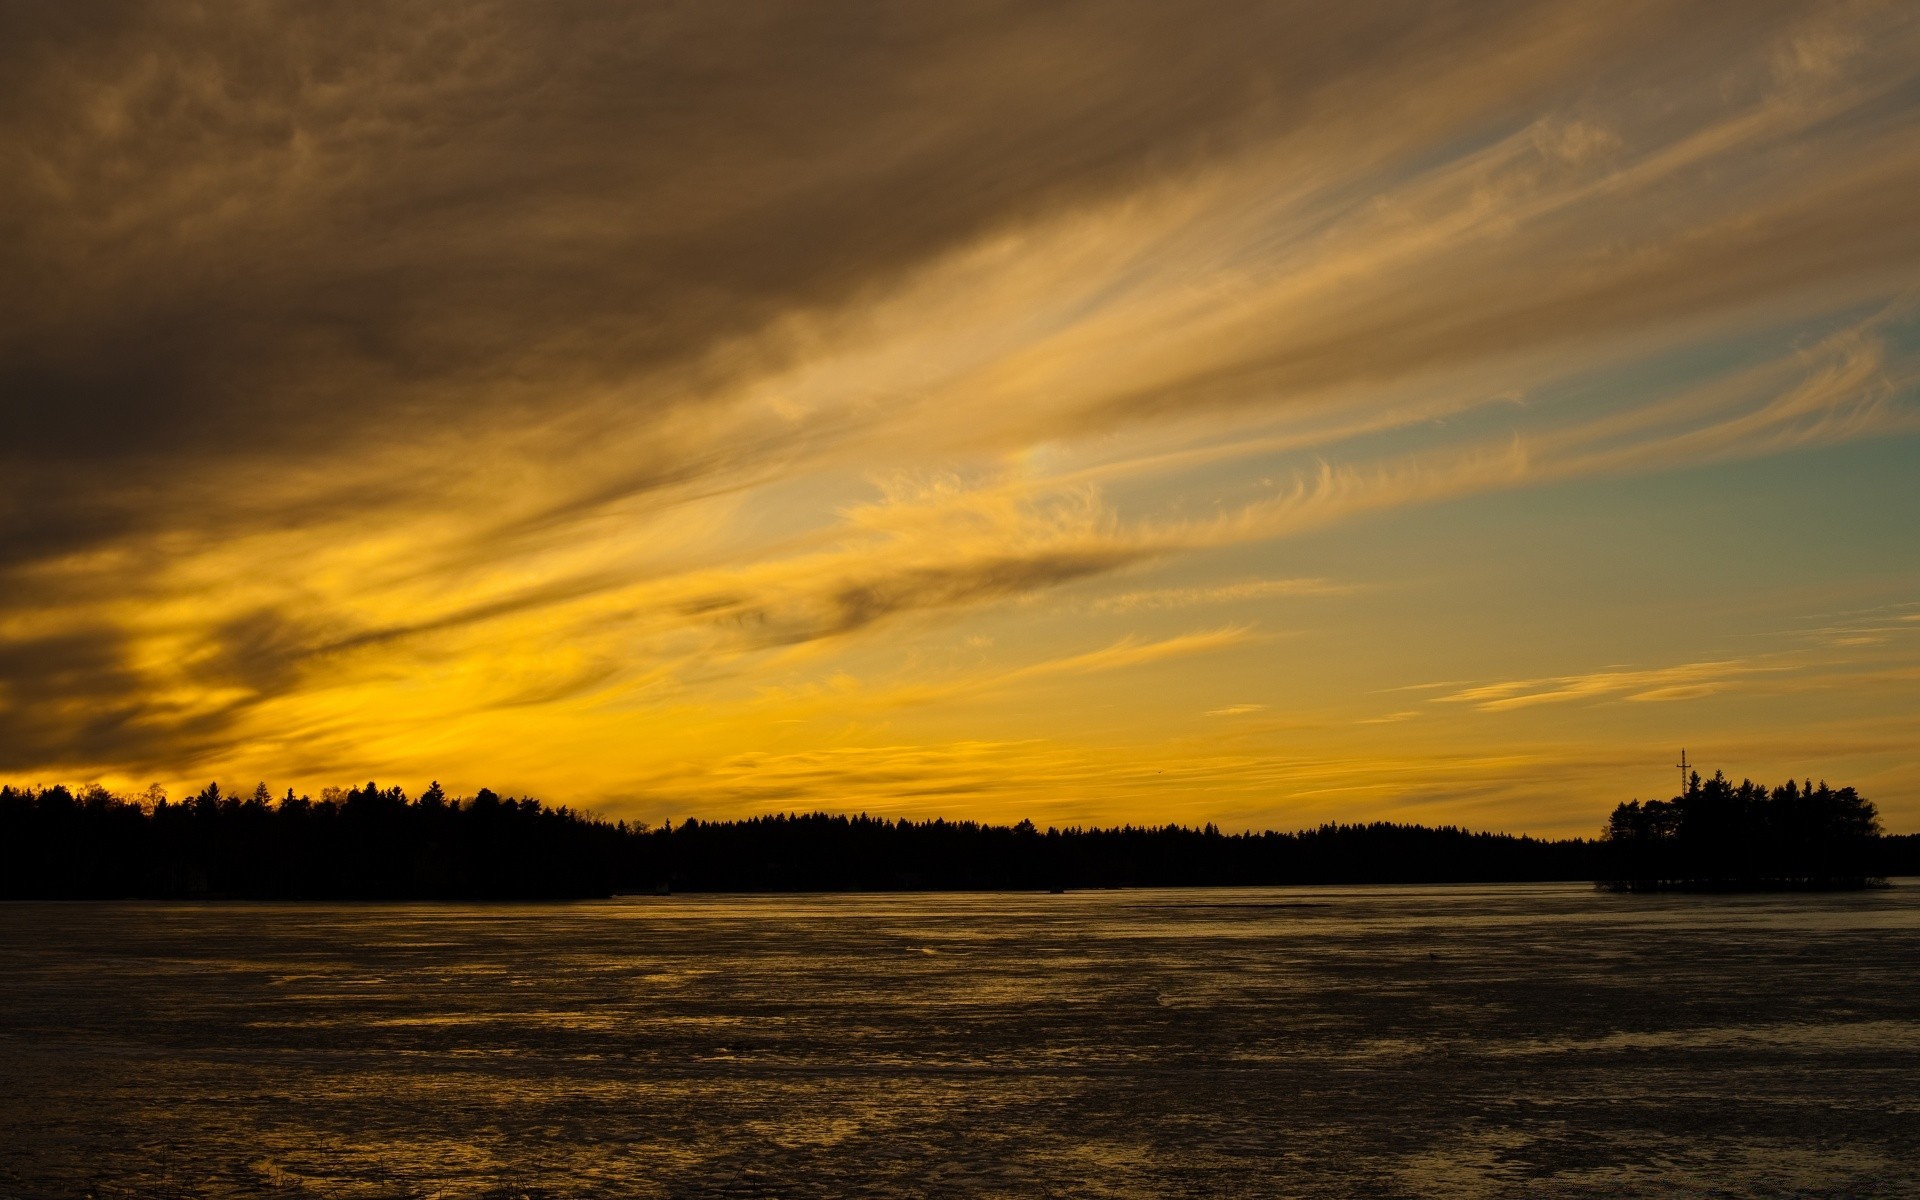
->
[1675,748,1690,797]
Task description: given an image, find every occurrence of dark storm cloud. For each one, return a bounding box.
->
[684,542,1154,648]
[0,0,1543,567]
[0,582,625,772]
[177,571,636,706]
[819,549,1150,642]
[0,627,240,773]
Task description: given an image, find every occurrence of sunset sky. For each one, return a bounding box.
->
[3,1,1918,834]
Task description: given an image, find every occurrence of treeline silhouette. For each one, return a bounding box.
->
[1600,770,1895,890]
[656,813,1605,891]
[0,782,628,900]
[3,775,1915,898]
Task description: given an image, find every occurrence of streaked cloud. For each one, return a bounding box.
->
[1434,661,1771,711]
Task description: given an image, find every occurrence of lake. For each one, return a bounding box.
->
[2,883,1917,1198]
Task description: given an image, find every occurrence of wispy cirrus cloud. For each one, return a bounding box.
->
[1433,661,1778,711]
[1424,634,1920,715]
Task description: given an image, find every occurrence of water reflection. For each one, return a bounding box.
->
[2,884,1917,1198]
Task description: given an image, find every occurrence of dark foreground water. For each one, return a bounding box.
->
[2,885,1918,1199]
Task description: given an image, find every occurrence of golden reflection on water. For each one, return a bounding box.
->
[2,884,1919,1198]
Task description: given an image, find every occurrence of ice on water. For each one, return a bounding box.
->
[3,884,1917,1198]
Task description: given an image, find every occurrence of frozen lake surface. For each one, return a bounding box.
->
[3,883,1918,1198]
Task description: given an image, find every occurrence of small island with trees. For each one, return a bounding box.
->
[1,766,1912,899]
[1598,769,1888,891]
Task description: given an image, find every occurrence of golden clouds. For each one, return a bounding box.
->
[1433,660,1775,711]
[2,2,1918,830]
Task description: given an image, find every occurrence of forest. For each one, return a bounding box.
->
[2,774,1913,898]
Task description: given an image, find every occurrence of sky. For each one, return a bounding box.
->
[3,1,1918,835]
